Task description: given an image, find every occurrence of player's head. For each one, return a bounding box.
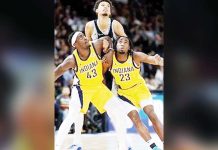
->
[93,0,113,17]
[68,31,90,49]
[114,36,133,55]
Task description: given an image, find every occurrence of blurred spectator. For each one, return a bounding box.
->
[63,69,74,86]
[56,86,71,121]
[146,66,164,90]
[154,66,164,89]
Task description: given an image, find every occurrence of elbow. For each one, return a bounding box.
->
[54,65,64,80]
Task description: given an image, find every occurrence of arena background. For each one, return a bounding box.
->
[1,0,218,149]
[54,0,164,135]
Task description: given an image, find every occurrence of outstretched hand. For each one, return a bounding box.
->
[154,54,164,66]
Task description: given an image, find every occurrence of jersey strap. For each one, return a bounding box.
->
[94,19,114,39]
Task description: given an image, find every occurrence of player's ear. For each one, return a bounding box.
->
[71,47,75,51]
[108,8,111,16]
[95,8,99,14]
[72,44,76,50]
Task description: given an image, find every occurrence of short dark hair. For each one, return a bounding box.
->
[113,36,134,54]
[93,0,113,12]
[67,31,76,46]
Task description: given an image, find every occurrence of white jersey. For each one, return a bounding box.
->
[91,18,117,41]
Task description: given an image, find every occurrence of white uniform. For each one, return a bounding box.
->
[91,18,117,41]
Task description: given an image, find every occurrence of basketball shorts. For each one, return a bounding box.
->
[71,84,113,114]
[117,83,153,108]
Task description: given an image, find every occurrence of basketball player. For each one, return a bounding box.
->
[85,0,126,41]
[102,36,164,150]
[85,0,126,89]
[55,31,133,150]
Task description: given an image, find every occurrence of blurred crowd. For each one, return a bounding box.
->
[55,0,164,131]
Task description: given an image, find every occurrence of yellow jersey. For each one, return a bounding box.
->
[110,53,145,90]
[72,42,113,114]
[73,42,103,87]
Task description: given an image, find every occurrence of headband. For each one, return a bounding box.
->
[71,31,82,46]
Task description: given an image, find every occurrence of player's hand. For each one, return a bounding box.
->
[102,55,107,63]
[154,54,164,66]
[103,39,110,53]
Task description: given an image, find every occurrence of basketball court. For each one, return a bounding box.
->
[55,132,163,150]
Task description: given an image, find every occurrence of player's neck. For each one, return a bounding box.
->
[116,53,128,62]
[97,16,110,29]
[77,47,90,60]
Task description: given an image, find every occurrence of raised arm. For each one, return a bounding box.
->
[54,55,76,81]
[85,21,93,41]
[102,50,114,85]
[113,20,127,37]
[102,50,114,74]
[133,52,164,66]
[92,36,113,56]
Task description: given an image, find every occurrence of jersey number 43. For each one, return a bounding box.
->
[87,69,97,78]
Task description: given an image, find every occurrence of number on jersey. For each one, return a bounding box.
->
[119,73,130,81]
[87,69,97,78]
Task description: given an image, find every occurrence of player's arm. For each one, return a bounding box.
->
[54,55,76,81]
[133,51,164,66]
[92,36,113,56]
[102,50,114,85]
[113,20,127,37]
[85,21,93,41]
[102,50,114,74]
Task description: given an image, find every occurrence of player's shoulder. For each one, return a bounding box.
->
[131,51,143,65]
[132,51,141,56]
[67,54,75,60]
[132,51,143,59]
[112,19,121,25]
[64,54,77,70]
[61,54,76,67]
[112,19,123,31]
[85,20,94,27]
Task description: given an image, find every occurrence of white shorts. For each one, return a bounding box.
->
[69,86,82,113]
[104,96,136,129]
[139,98,153,108]
[118,98,138,115]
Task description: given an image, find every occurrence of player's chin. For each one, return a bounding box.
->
[102,13,109,16]
[118,51,126,54]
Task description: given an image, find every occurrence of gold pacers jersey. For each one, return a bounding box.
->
[110,53,152,108]
[72,42,113,114]
[110,53,145,90]
[73,42,103,86]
